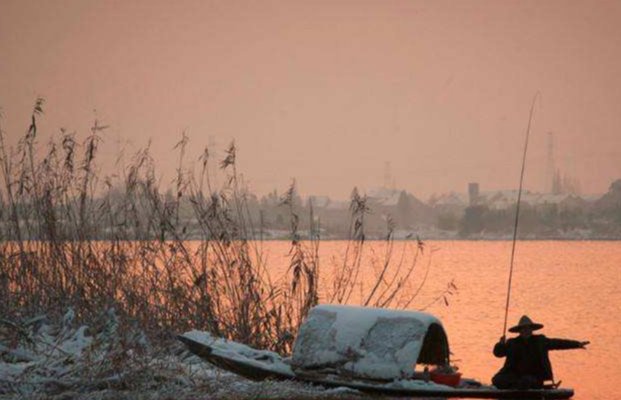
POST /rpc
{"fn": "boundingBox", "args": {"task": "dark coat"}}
[493,334,582,381]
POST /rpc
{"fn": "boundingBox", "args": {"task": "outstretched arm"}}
[546,337,589,350]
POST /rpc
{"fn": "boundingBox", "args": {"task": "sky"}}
[1,0,620,200]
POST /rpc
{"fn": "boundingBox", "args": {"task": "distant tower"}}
[468,182,480,206]
[546,132,556,193]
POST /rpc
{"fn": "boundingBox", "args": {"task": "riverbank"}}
[0,310,358,400]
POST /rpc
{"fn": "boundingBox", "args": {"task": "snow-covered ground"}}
[0,310,364,400]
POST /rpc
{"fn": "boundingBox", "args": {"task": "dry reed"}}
[0,99,454,354]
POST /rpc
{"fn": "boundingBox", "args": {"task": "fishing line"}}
[502,91,541,336]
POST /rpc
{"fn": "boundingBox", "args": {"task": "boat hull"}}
[178,335,574,399]
[178,335,294,381]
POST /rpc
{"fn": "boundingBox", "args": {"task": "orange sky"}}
[1,0,620,199]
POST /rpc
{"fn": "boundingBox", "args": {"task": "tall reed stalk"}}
[0,100,453,353]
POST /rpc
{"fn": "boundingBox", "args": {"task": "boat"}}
[179,304,574,399]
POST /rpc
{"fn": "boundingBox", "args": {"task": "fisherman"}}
[492,315,589,390]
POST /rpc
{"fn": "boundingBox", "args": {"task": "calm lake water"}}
[260,240,620,400]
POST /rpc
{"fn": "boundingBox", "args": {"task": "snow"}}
[322,386,362,395]
[2,306,464,399]
[291,305,443,380]
[433,192,468,206]
[385,378,454,391]
[180,323,466,396]
[181,330,295,377]
[1,310,352,399]
[367,187,402,206]
[0,309,132,396]
[480,190,586,210]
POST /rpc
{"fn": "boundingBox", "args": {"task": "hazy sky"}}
[1,0,620,199]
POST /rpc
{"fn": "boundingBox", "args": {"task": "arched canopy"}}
[292,305,450,380]
[418,322,450,365]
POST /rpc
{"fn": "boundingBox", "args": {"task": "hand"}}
[579,341,590,349]
[499,335,506,344]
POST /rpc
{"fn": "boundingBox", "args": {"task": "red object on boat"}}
[430,370,462,387]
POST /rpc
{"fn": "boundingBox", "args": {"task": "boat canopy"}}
[291,304,450,380]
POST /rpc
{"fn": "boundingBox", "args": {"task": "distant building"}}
[431,182,592,213]
[365,187,433,229]
[429,192,467,213]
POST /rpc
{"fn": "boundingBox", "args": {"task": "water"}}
[425,241,620,400]
[261,240,620,400]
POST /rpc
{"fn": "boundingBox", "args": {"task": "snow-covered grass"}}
[0,310,366,400]
[0,102,455,399]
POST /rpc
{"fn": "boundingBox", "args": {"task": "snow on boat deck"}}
[182,330,295,377]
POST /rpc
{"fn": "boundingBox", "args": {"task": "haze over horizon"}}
[1,0,620,200]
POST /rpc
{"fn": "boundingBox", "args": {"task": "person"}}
[492,315,589,390]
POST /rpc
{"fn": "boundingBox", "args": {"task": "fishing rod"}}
[502,92,541,337]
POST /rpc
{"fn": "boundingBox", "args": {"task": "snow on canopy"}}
[291,305,449,380]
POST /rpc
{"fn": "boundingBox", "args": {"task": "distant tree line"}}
[453,180,621,239]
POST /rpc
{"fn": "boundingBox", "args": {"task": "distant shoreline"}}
[3,237,619,242]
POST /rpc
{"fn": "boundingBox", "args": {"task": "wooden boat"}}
[179,305,574,399]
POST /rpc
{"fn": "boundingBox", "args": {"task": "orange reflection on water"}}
[260,240,620,400]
